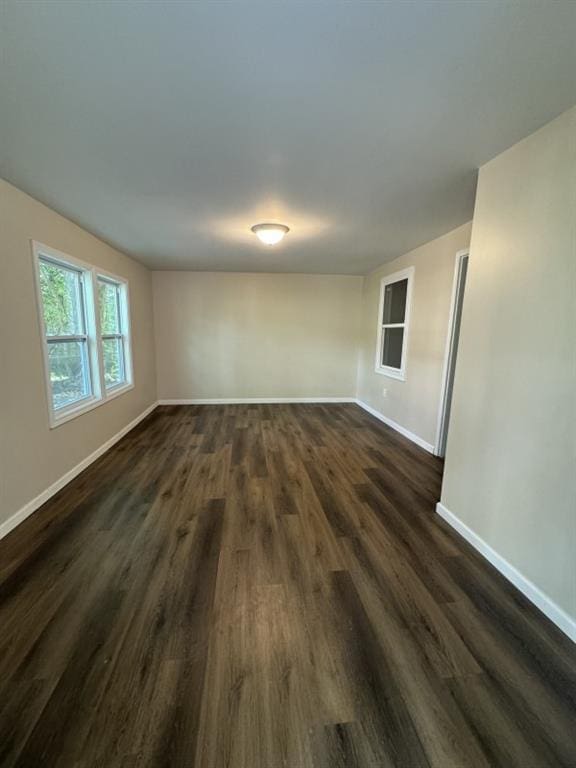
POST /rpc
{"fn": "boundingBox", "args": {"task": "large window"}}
[34,242,133,427]
[375,267,414,380]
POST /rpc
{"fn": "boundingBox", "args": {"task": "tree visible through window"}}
[34,243,133,426]
[39,259,92,409]
[98,277,126,389]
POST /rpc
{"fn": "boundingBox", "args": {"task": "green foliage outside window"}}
[99,280,119,335]
[39,261,81,336]
[38,257,129,415]
[39,260,89,407]
[98,280,123,387]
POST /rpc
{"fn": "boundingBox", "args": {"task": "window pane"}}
[382,278,408,325]
[103,337,125,389]
[382,327,404,369]
[99,280,120,334]
[48,341,91,409]
[39,260,84,336]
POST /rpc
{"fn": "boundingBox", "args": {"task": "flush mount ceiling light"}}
[251,222,290,246]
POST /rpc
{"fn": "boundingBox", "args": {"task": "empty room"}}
[1,1,575,766]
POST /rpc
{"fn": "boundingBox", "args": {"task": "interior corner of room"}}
[1,3,575,763]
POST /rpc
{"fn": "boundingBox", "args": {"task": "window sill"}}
[49,382,134,429]
[374,366,406,381]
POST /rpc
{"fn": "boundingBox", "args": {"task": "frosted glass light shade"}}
[251,223,289,245]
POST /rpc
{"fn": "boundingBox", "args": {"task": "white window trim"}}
[96,269,134,399]
[374,266,414,381]
[32,241,134,429]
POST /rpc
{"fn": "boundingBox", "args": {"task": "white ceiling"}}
[1,1,576,275]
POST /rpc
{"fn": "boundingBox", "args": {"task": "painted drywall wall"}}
[356,222,472,448]
[0,179,157,529]
[152,271,363,400]
[440,106,576,625]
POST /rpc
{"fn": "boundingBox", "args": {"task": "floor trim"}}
[437,501,576,644]
[0,401,159,542]
[0,396,431,542]
[159,397,436,454]
[355,399,435,453]
[158,397,357,405]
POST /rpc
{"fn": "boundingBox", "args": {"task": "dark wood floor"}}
[1,404,575,767]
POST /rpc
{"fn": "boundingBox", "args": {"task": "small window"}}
[38,257,96,414]
[98,277,129,391]
[33,242,133,427]
[375,267,414,380]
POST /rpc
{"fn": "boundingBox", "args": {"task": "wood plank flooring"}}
[1,403,575,767]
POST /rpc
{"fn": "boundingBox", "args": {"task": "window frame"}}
[97,272,133,394]
[32,241,134,428]
[374,266,414,381]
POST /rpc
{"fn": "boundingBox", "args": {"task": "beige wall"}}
[0,179,157,529]
[153,271,363,400]
[356,222,472,448]
[441,107,576,624]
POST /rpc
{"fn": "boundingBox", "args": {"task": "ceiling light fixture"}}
[251,222,290,246]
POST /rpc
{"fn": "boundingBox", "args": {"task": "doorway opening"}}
[435,249,469,458]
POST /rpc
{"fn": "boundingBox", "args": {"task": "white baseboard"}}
[354,399,435,454]
[158,398,435,456]
[436,502,576,644]
[0,401,159,542]
[158,397,357,405]
[0,396,430,541]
